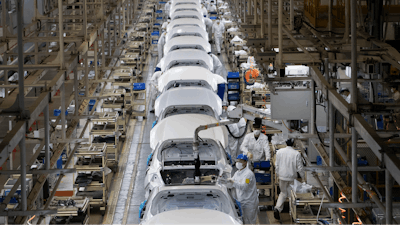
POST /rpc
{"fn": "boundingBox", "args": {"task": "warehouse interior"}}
[0,0,400,224]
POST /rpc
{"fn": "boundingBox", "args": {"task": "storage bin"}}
[253,161,270,169]
[228,93,240,101]
[254,173,271,183]
[228,72,240,79]
[228,82,240,90]
[133,83,146,90]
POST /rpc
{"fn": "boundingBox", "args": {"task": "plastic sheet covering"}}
[157,66,227,93]
[149,114,228,150]
[159,49,213,72]
[154,87,223,117]
[230,35,243,43]
[163,36,211,56]
[227,27,239,32]
[234,50,247,56]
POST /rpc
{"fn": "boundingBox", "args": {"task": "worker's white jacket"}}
[240,133,270,162]
[275,146,304,181]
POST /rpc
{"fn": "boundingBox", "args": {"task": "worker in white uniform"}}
[207,1,217,14]
[228,154,258,224]
[161,19,170,31]
[149,71,162,113]
[226,106,247,161]
[201,4,208,17]
[274,139,305,220]
[157,31,167,61]
[208,52,224,77]
[212,19,225,55]
[240,117,271,166]
[164,1,171,19]
[204,17,213,43]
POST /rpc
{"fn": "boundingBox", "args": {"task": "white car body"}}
[150,114,228,150]
[166,26,208,42]
[166,18,206,32]
[171,0,201,5]
[170,10,204,21]
[169,5,203,18]
[155,87,222,120]
[144,138,233,198]
[157,66,227,93]
[163,36,211,56]
[140,185,242,225]
[158,49,213,72]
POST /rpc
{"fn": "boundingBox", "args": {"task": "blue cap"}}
[236,154,248,161]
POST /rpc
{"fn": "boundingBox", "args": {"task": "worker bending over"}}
[149,71,162,113]
[228,154,258,224]
[164,1,171,19]
[204,17,213,43]
[208,52,224,78]
[226,106,247,160]
[240,117,271,166]
[212,19,225,55]
[157,31,167,61]
[274,139,305,220]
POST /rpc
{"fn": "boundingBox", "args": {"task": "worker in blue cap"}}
[227,154,258,224]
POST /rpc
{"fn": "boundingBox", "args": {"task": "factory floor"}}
[98,42,296,225]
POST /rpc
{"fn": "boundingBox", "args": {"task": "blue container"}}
[228,82,240,90]
[88,100,96,111]
[253,161,270,169]
[156,17,163,20]
[53,109,68,116]
[133,83,146,90]
[154,23,161,26]
[228,72,240,79]
[210,12,217,15]
[156,10,163,13]
[57,155,63,169]
[316,156,323,165]
[217,83,226,100]
[151,31,160,36]
[228,93,240,101]
[254,173,271,183]
[152,39,158,45]
[210,16,217,20]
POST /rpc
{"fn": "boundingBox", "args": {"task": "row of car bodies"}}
[139,1,243,224]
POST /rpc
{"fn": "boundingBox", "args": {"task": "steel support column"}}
[278,0,283,66]
[386,169,393,224]
[44,105,50,170]
[268,0,272,49]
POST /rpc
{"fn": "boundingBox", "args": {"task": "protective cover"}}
[154,87,223,118]
[171,0,201,8]
[150,114,228,150]
[166,26,208,42]
[170,10,204,22]
[167,18,206,32]
[169,5,203,17]
[157,66,227,93]
[159,49,213,72]
[163,36,211,55]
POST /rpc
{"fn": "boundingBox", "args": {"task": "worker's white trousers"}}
[215,36,223,53]
[242,203,258,224]
[150,85,158,111]
[275,179,294,212]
